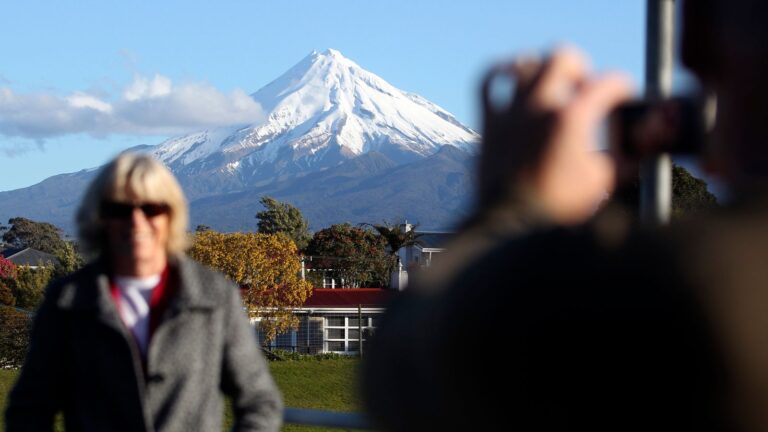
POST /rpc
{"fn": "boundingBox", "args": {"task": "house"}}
[256,288,393,355]
[398,229,453,269]
[391,224,454,290]
[0,247,60,269]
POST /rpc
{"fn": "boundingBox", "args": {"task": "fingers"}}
[529,46,591,109]
[481,57,540,113]
[510,55,542,90]
[571,71,634,123]
[477,46,635,223]
[483,47,595,113]
[515,47,632,117]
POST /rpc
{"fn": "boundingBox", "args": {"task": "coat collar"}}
[58,255,218,314]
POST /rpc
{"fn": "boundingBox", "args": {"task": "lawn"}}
[0,358,362,432]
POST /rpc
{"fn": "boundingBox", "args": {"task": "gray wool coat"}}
[5,256,283,432]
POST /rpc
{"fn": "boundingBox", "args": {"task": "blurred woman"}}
[6,153,282,431]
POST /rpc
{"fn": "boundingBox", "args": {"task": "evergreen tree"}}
[609,164,718,220]
[671,165,718,218]
[3,217,83,278]
[3,217,65,254]
[255,197,312,250]
[306,223,392,288]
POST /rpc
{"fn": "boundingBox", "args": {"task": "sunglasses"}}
[100,201,170,219]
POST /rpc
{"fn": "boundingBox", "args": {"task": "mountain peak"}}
[318,48,344,59]
[306,48,347,63]
[302,48,356,74]
[151,49,479,182]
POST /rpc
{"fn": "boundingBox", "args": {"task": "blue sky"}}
[0,0,651,192]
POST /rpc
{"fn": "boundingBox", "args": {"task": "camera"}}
[609,96,708,158]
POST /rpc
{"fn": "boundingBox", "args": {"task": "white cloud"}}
[67,92,113,113]
[0,75,265,139]
[123,74,172,101]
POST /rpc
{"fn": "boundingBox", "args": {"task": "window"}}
[327,317,345,326]
[324,315,376,354]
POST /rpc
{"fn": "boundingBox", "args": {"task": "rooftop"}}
[304,288,393,308]
[0,247,60,267]
[415,231,454,249]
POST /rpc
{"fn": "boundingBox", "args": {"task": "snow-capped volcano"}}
[149,49,479,195]
[249,48,477,159]
[0,49,480,233]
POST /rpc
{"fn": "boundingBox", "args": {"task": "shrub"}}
[10,265,53,310]
[0,307,32,368]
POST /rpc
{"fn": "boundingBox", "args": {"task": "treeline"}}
[0,197,418,355]
[0,217,83,310]
[0,167,720,364]
[252,196,420,289]
[0,218,83,367]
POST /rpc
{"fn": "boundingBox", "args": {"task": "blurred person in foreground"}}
[362,0,768,430]
[5,153,283,431]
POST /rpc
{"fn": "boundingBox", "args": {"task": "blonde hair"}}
[76,153,189,258]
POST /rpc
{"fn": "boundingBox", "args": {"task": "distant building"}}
[256,225,455,352]
[0,247,59,269]
[254,288,392,355]
[391,223,454,290]
[397,226,453,270]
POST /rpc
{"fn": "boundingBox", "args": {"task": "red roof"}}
[304,288,393,308]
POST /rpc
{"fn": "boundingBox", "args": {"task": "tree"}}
[305,223,393,288]
[52,240,84,279]
[0,281,14,307]
[3,217,83,277]
[0,255,16,280]
[0,306,32,368]
[3,217,66,254]
[361,220,423,261]
[189,230,313,343]
[671,165,718,218]
[0,256,17,306]
[607,164,718,220]
[10,265,54,310]
[255,197,312,251]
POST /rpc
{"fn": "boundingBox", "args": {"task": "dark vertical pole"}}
[641,0,675,224]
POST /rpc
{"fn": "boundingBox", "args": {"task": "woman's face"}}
[103,198,170,276]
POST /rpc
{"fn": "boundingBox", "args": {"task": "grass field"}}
[0,358,362,432]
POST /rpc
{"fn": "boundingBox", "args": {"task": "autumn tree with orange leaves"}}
[188,231,312,343]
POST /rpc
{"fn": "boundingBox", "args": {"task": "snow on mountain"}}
[0,49,480,234]
[148,49,479,181]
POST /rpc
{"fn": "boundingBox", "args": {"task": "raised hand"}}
[479,47,633,225]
